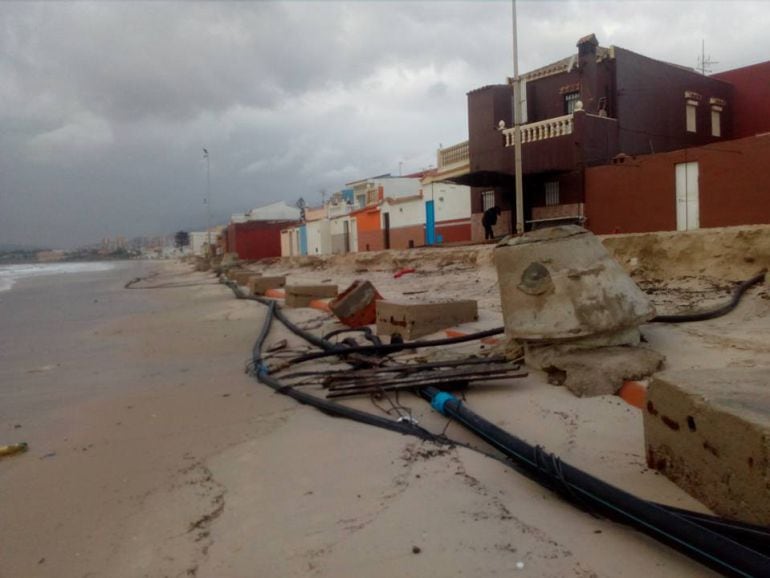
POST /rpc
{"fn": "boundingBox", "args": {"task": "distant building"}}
[224,202,299,260]
[421,168,473,245]
[230,201,301,223]
[189,228,224,257]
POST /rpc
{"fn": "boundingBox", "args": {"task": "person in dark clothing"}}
[482,206,502,240]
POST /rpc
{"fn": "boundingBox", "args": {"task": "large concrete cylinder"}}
[494,226,655,342]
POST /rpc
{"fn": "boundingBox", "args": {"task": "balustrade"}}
[502,114,574,146]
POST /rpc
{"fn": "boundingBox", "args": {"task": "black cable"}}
[223,280,335,351]
[420,386,770,577]
[651,269,766,323]
[323,327,374,341]
[285,326,505,365]
[238,280,437,440]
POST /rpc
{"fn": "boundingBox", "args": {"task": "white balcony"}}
[428,140,470,182]
[438,140,469,169]
[502,114,573,147]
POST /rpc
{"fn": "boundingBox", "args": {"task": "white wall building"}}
[189,228,225,256]
[329,214,356,254]
[305,219,331,256]
[189,231,209,256]
[346,175,422,209]
[231,201,301,223]
[421,181,471,223]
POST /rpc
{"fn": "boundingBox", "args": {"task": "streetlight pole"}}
[203,147,211,253]
[512,0,525,235]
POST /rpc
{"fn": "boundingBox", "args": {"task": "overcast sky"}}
[1,1,768,248]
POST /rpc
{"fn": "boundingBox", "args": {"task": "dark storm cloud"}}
[0,1,768,247]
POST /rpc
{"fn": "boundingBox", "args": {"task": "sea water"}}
[0,262,116,293]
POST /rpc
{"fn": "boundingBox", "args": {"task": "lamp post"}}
[512,0,524,235]
[203,147,211,253]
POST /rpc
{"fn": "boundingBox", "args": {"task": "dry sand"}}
[1,225,768,577]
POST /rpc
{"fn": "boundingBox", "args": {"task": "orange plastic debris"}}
[618,380,647,409]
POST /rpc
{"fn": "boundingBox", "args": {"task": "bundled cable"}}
[421,387,770,577]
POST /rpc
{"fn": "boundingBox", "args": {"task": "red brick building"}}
[585,134,770,234]
[225,220,299,260]
[712,61,770,139]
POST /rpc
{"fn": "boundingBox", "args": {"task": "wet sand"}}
[0,259,736,577]
[0,261,281,577]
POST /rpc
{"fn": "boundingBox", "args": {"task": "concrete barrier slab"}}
[248,276,285,295]
[644,368,770,525]
[285,284,338,308]
[376,300,478,340]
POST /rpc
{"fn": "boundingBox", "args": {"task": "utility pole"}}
[512,0,525,235]
[203,147,211,252]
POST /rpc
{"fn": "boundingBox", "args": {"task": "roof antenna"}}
[698,39,718,75]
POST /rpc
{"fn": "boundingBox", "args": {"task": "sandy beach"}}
[1,228,768,577]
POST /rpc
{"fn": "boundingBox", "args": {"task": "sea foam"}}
[0,262,116,293]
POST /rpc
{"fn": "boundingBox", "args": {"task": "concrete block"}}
[230,270,258,286]
[225,268,243,281]
[526,343,663,397]
[494,225,654,343]
[248,276,286,295]
[285,284,338,308]
[376,300,478,340]
[644,368,770,525]
[329,280,382,327]
[221,252,240,267]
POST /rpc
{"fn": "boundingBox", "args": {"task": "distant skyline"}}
[2,1,768,247]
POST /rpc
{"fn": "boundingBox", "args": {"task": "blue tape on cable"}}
[431,391,458,415]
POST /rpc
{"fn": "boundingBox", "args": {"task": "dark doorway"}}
[383,213,391,249]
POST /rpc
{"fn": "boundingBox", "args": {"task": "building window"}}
[686,101,698,132]
[564,92,580,115]
[545,181,560,206]
[481,190,495,211]
[711,106,722,137]
[684,92,702,133]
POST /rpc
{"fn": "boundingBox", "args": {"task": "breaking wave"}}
[0,262,116,293]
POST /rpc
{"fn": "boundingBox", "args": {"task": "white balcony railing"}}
[502,114,573,147]
[437,140,469,168]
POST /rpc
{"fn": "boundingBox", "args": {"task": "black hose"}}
[242,281,437,440]
[421,387,770,577]
[322,327,374,341]
[285,326,505,365]
[651,269,766,323]
[224,280,336,351]
[323,327,384,348]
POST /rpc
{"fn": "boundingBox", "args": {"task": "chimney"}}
[577,34,599,113]
[577,33,598,57]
